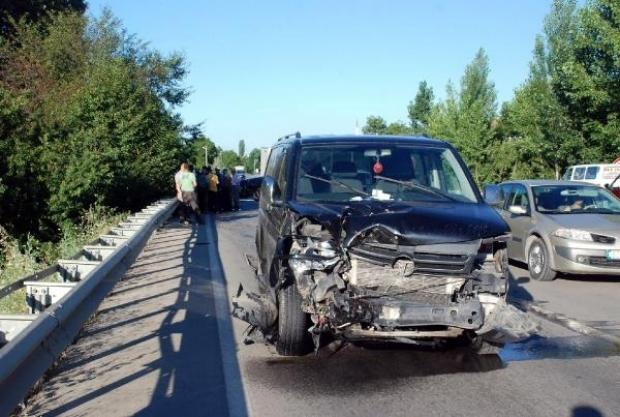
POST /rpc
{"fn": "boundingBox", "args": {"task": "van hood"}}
[287,200,509,247]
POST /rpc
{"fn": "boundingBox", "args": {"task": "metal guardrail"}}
[0,198,177,416]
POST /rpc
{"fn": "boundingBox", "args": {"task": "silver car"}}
[484,180,620,281]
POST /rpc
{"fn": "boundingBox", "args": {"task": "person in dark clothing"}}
[215,168,223,212]
[206,166,218,213]
[221,168,233,211]
[196,166,209,212]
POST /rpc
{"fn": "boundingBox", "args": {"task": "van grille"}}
[348,243,473,274]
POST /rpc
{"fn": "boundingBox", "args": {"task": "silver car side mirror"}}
[508,205,528,215]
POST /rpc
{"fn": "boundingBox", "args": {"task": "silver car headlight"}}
[553,228,593,241]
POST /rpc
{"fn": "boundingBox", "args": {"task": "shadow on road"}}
[243,344,504,396]
[29,218,246,417]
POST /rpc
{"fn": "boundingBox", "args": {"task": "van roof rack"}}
[278,131,301,141]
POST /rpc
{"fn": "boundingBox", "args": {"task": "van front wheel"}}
[276,283,311,356]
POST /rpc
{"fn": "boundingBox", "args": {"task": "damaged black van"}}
[233,134,538,356]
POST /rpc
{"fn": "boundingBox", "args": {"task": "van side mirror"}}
[483,184,502,206]
[261,176,282,210]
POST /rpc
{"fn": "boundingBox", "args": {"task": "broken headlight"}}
[289,237,339,274]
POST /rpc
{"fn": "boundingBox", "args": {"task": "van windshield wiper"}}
[374,175,455,201]
[303,174,370,197]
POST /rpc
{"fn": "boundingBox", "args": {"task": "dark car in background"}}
[240,175,263,200]
[233,133,537,357]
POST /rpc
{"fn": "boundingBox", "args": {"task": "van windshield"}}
[295,145,478,203]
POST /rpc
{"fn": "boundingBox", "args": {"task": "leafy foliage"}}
[408,80,434,134]
[362,115,413,135]
[362,0,620,186]
[428,49,498,184]
[0,10,188,241]
[0,0,86,37]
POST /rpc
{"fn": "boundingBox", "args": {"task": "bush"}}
[0,204,126,313]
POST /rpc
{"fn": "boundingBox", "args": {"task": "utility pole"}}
[202,146,209,167]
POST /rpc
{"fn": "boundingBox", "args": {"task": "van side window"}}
[275,147,289,197]
[562,168,573,180]
[573,167,586,180]
[265,147,280,178]
[585,166,599,180]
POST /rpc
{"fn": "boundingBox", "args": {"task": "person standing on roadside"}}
[178,162,203,224]
[175,163,186,221]
[196,166,209,212]
[231,168,244,211]
[206,166,218,213]
[221,168,233,211]
[215,168,223,212]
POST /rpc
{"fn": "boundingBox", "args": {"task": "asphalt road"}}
[217,200,620,417]
[22,200,620,417]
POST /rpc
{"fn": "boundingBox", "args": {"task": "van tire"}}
[276,283,311,356]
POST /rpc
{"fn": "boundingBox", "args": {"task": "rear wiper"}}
[303,174,370,197]
[374,175,455,201]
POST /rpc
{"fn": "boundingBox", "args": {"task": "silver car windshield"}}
[296,145,478,203]
[532,185,620,214]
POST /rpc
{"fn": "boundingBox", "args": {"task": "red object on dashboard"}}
[373,161,384,174]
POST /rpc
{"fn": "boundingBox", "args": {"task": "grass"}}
[0,205,127,314]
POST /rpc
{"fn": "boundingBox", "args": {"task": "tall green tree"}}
[0,0,86,37]
[550,0,620,162]
[245,148,261,174]
[428,48,498,184]
[219,150,241,170]
[499,36,581,179]
[0,10,190,239]
[362,115,412,135]
[407,80,434,134]
[238,139,246,159]
[362,115,387,134]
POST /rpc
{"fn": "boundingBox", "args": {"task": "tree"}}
[500,36,581,179]
[549,0,620,163]
[219,150,241,170]
[407,81,434,134]
[362,115,412,135]
[0,11,189,239]
[187,136,218,168]
[245,148,261,174]
[0,0,86,37]
[428,48,498,184]
[238,139,246,160]
[362,115,388,134]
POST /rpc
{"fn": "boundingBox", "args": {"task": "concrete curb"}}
[512,298,620,346]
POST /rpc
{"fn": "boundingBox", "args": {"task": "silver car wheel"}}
[527,238,556,281]
[529,244,544,275]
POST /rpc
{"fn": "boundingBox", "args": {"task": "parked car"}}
[232,134,537,356]
[240,175,263,200]
[484,180,620,281]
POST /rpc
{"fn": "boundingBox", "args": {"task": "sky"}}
[87,0,553,152]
